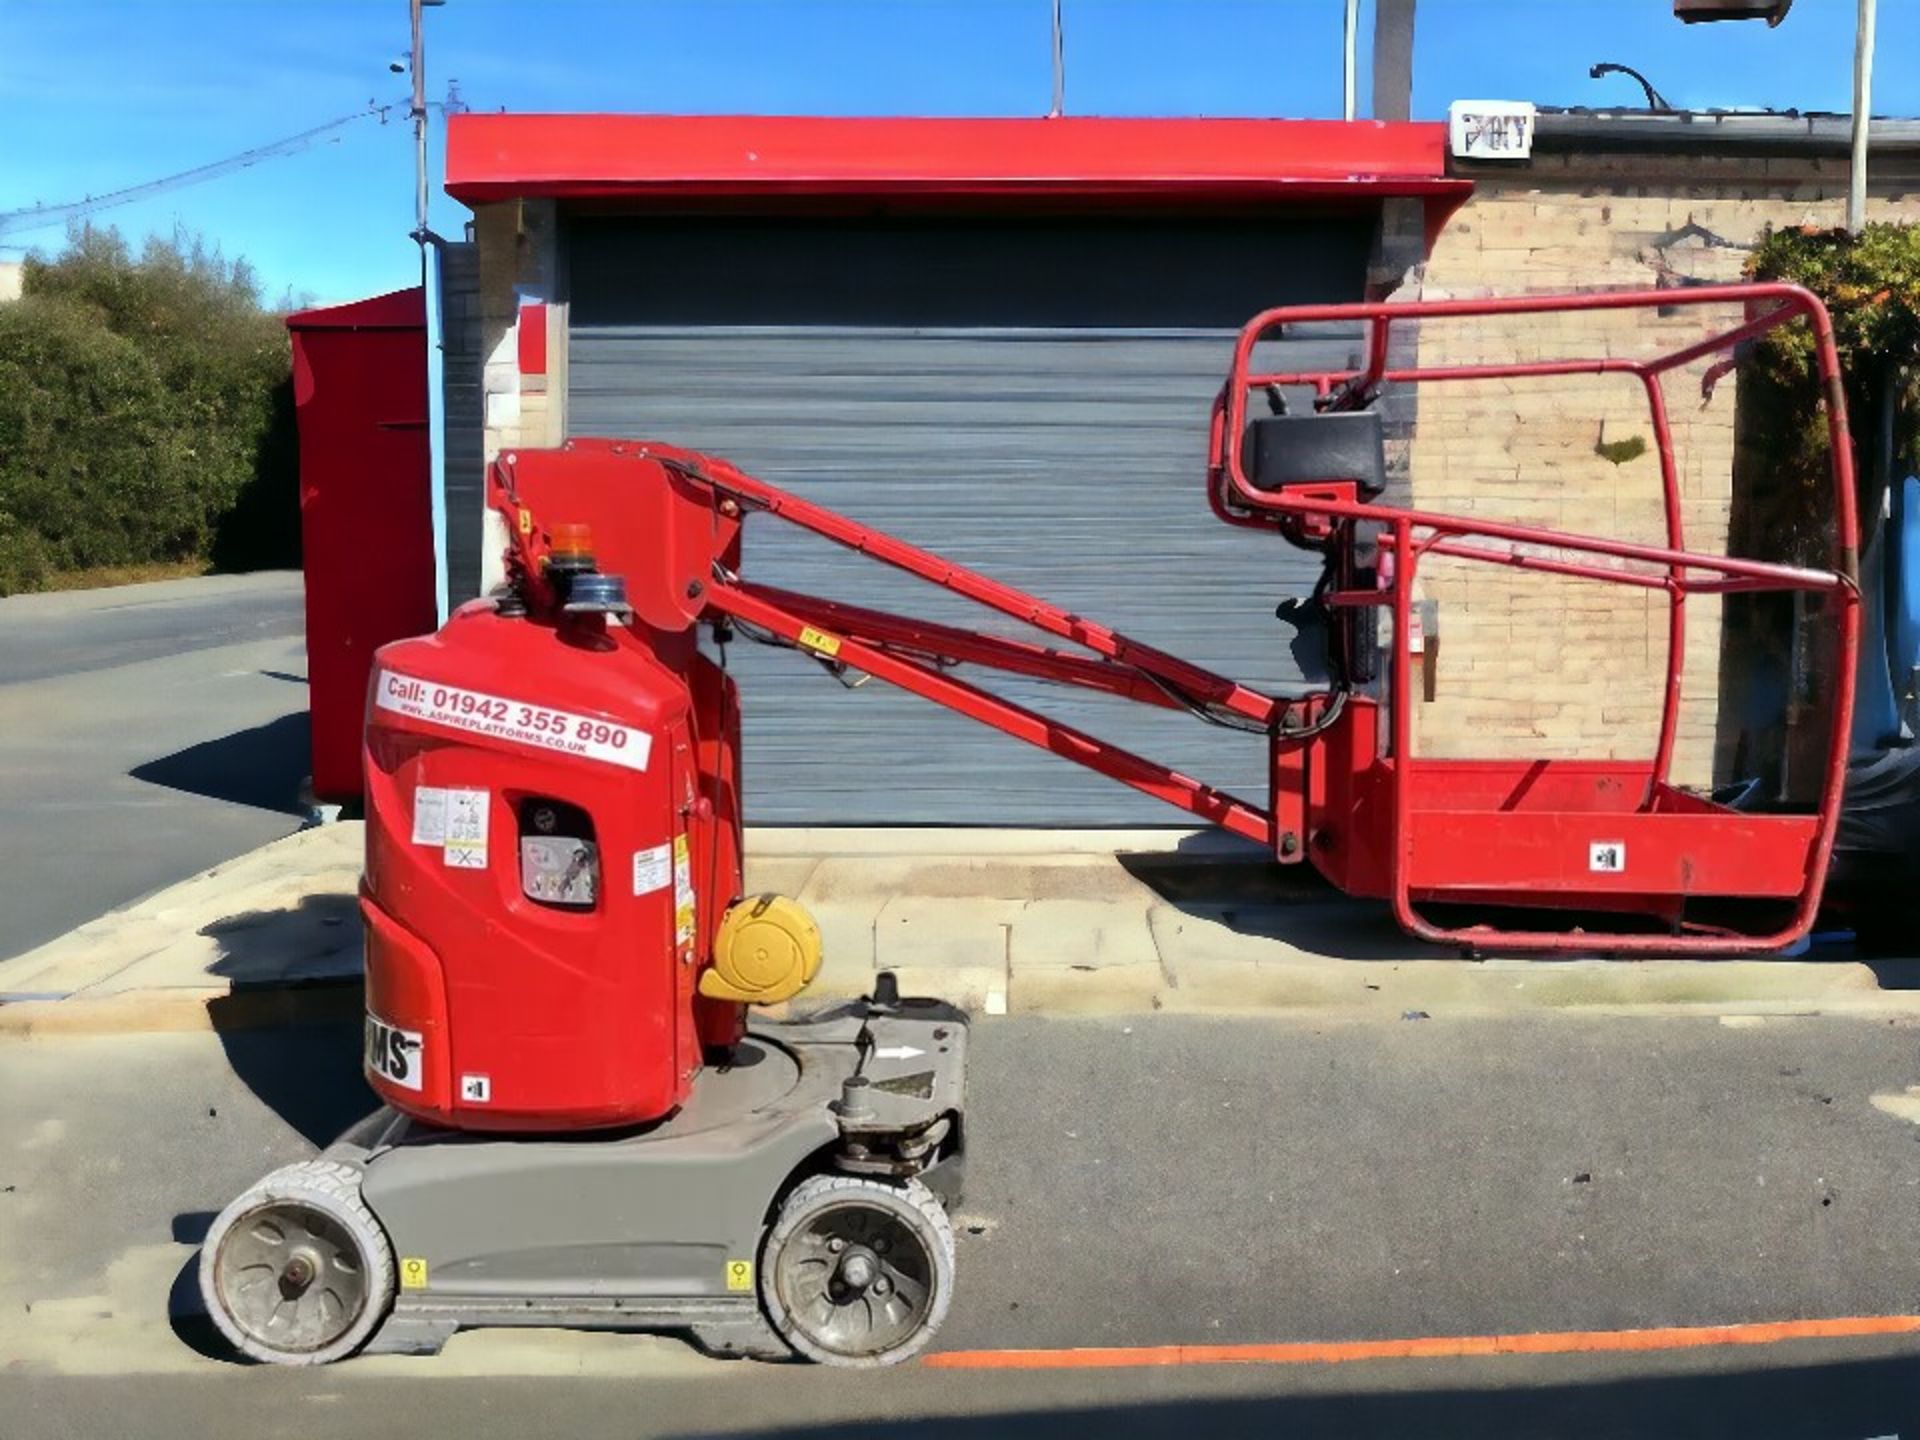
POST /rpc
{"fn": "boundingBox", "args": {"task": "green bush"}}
[1744,222,1920,561]
[0,227,298,595]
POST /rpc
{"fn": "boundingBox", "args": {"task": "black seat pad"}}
[1243,411,1386,498]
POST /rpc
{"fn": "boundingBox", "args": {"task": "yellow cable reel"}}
[699,893,823,1005]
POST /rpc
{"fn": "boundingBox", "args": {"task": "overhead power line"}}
[0,102,401,239]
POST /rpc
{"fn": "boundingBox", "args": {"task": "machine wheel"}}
[199,1159,395,1365]
[761,1174,955,1367]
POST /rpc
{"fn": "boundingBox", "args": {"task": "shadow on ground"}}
[1120,848,1920,972]
[166,1249,226,1359]
[202,891,361,988]
[668,1351,1920,1440]
[202,890,372,1146]
[131,711,310,815]
[172,1007,373,1357]
[208,1013,374,1147]
[1118,852,1433,961]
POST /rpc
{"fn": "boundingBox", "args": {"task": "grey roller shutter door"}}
[436,239,486,606]
[566,216,1374,826]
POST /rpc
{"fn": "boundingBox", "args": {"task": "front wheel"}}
[199,1159,395,1365]
[761,1174,955,1366]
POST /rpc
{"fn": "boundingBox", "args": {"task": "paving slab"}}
[0,823,361,1003]
[3,822,1918,1035]
[1011,895,1164,971]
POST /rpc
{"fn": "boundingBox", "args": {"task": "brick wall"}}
[1406,149,1920,785]
[473,199,565,593]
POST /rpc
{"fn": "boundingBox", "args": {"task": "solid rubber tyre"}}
[199,1158,395,1365]
[761,1173,955,1367]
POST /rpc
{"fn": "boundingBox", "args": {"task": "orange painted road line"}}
[923,1314,1920,1371]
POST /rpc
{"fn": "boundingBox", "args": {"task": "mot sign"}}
[1449,100,1536,161]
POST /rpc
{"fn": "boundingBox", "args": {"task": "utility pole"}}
[1342,0,1360,121]
[408,0,450,624]
[410,0,431,251]
[1371,0,1416,123]
[1847,0,1877,233]
[1048,0,1065,118]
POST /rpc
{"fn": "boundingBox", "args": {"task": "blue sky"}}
[3,0,1916,306]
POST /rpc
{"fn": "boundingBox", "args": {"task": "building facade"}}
[1405,113,1920,788]
[440,113,1464,825]
[435,109,1920,825]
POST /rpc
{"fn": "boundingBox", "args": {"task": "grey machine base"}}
[324,996,968,1360]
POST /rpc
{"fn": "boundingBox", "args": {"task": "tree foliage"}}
[1743,222,1920,562]
[0,227,298,594]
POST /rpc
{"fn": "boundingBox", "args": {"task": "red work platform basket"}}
[491,288,1857,959]
[1210,284,1861,955]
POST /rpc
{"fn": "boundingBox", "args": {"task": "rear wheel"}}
[199,1159,394,1365]
[762,1174,955,1366]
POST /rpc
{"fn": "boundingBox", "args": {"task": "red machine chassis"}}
[495,284,1858,956]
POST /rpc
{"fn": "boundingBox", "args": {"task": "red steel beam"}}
[1365,511,1843,591]
[1642,370,1688,798]
[737,582,1190,711]
[707,583,1274,844]
[1407,538,1676,592]
[661,451,1290,727]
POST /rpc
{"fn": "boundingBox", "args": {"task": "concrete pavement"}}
[5,1011,1920,1436]
[0,572,309,960]
[3,568,1910,1029]
[3,818,1916,1031]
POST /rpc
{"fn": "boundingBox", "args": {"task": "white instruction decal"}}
[633,841,673,896]
[1589,841,1627,874]
[376,670,652,772]
[460,1073,492,1104]
[412,786,449,846]
[444,788,489,869]
[413,785,489,868]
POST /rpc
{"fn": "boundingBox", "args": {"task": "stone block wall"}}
[1405,150,1920,785]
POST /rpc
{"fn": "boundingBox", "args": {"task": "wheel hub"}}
[775,1199,938,1359]
[278,1249,321,1298]
[834,1248,879,1292]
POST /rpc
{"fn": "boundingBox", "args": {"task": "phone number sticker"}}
[376,670,652,772]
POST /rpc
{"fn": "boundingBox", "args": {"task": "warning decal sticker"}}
[673,834,696,946]
[442,789,488,869]
[797,625,843,658]
[412,786,450,846]
[633,841,672,896]
[376,670,652,772]
[413,786,490,869]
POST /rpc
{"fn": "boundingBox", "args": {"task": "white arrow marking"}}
[873,1045,925,1061]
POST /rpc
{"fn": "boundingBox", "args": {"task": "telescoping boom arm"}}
[492,283,1858,956]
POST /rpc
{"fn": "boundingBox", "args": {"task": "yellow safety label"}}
[725,1259,754,1292]
[399,1256,430,1290]
[796,626,842,658]
[517,507,533,536]
[673,834,696,947]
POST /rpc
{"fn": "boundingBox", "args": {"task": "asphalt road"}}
[0,573,310,962]
[6,1010,1920,1438]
